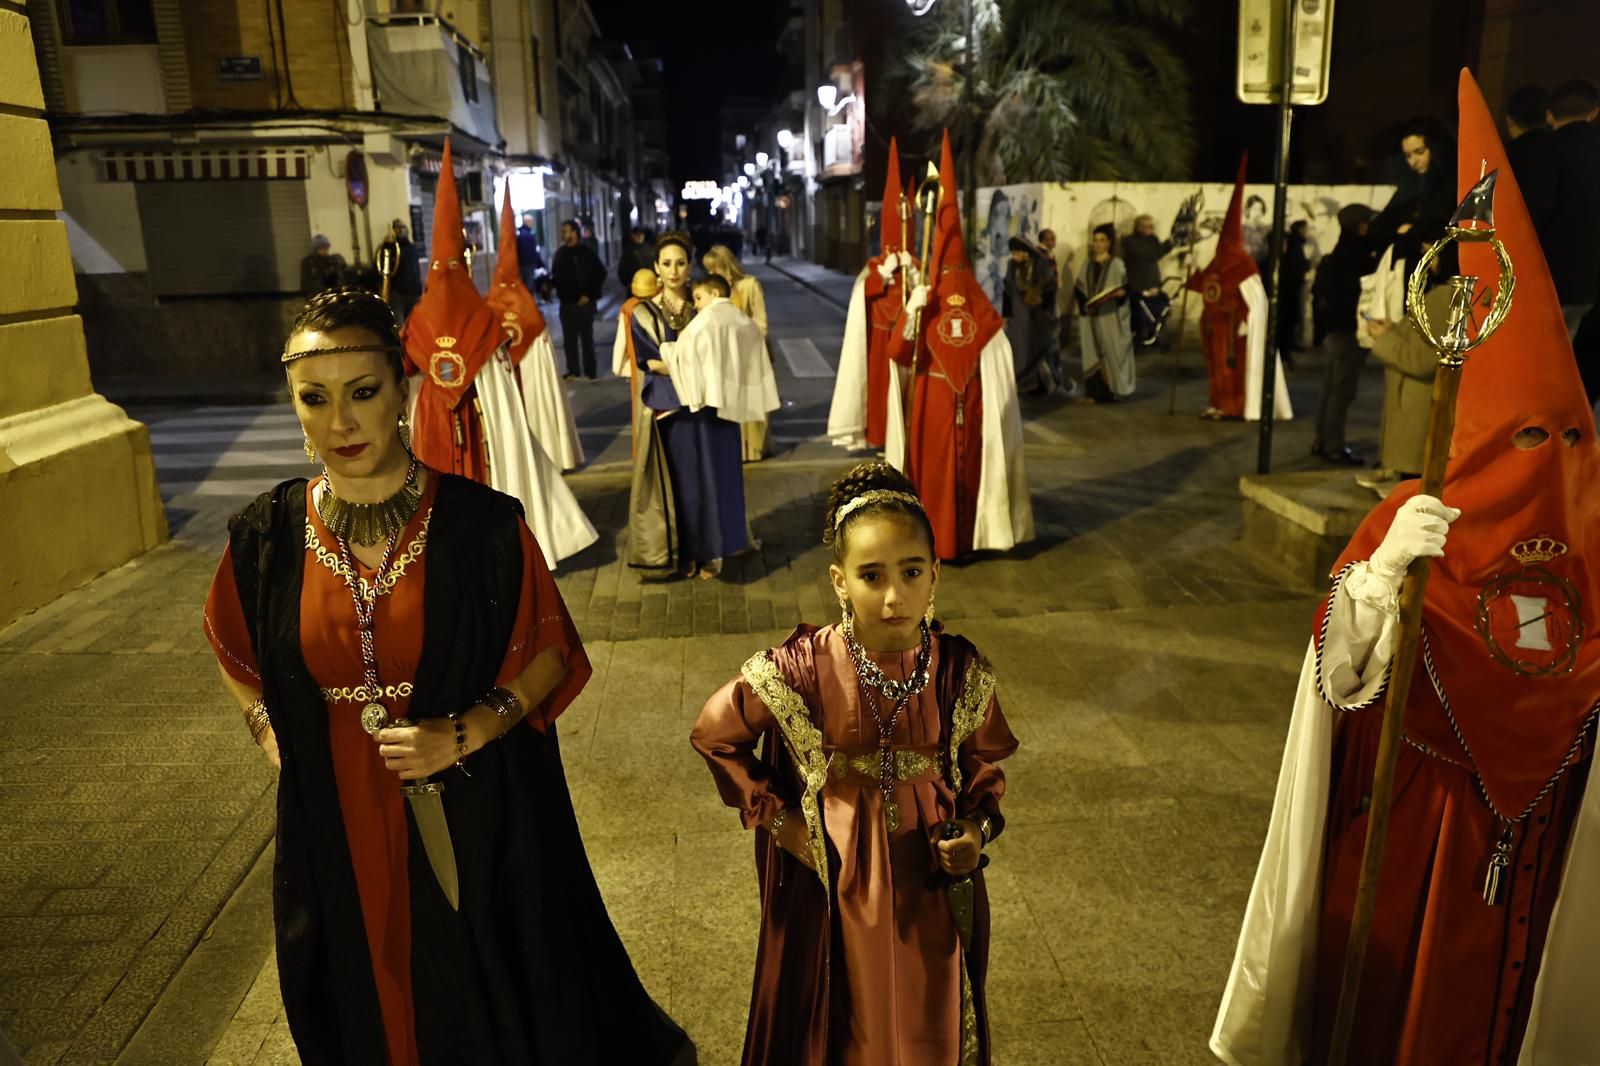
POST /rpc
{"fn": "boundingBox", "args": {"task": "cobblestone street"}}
[0,261,1385,1064]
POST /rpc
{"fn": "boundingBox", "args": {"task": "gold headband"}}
[281,343,404,364]
[833,490,924,530]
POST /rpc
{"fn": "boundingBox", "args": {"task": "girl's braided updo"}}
[288,287,406,382]
[823,462,935,563]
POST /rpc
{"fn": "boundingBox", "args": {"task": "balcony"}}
[365,10,498,145]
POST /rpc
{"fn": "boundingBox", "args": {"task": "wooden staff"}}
[904,162,942,458]
[1326,169,1515,1066]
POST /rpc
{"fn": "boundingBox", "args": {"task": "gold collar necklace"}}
[318,456,423,547]
[659,292,693,331]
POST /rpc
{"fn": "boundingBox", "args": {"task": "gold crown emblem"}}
[436,335,458,348]
[946,294,967,307]
[1511,537,1568,566]
[503,311,519,320]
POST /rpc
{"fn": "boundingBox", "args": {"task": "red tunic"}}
[203,473,590,1066]
[1198,289,1249,417]
[886,291,993,561]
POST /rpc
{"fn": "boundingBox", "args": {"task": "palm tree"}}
[901,0,1195,185]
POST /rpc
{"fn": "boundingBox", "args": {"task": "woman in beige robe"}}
[705,244,775,461]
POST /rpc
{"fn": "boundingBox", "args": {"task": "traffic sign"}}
[1237,0,1335,106]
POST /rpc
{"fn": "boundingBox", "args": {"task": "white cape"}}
[1213,635,1600,1065]
[1240,273,1294,423]
[517,330,584,471]
[611,305,633,378]
[826,270,871,448]
[883,329,1034,553]
[475,347,598,571]
[660,298,778,425]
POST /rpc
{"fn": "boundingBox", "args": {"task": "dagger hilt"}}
[362,713,443,795]
[925,819,989,890]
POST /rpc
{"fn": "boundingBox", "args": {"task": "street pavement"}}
[0,260,1385,1064]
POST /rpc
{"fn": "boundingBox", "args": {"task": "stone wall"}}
[972,180,1398,344]
[0,7,167,628]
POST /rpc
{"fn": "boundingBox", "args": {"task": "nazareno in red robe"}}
[862,137,907,450]
[1304,72,1600,1066]
[885,130,1004,561]
[1187,154,1256,418]
[401,138,508,482]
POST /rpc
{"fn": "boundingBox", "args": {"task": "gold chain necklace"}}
[318,456,422,547]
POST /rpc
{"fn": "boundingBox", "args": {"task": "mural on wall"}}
[971,181,1395,346]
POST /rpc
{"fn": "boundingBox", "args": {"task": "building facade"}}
[32,0,653,384]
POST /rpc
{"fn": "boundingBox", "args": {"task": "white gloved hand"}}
[1368,494,1461,586]
[876,252,900,280]
[905,284,931,315]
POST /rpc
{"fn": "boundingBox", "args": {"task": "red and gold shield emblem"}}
[1474,538,1585,678]
[428,335,466,389]
[936,305,978,348]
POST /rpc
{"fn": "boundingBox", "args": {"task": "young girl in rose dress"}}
[692,462,1019,1066]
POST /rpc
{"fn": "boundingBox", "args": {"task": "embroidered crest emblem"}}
[428,335,466,388]
[1203,278,1222,304]
[1474,536,1584,678]
[937,307,978,347]
[501,312,523,348]
[946,294,968,307]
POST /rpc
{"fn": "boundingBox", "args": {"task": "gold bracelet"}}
[243,698,270,743]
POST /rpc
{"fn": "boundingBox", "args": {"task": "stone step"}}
[1239,470,1380,588]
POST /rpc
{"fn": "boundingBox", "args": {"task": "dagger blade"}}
[401,779,459,911]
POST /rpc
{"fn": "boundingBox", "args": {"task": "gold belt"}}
[826,748,943,786]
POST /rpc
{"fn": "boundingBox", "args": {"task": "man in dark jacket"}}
[616,226,649,289]
[1310,204,1378,465]
[1522,80,1600,336]
[551,218,606,379]
[379,220,423,322]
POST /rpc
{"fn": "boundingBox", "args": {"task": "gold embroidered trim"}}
[320,682,415,704]
[829,750,938,781]
[948,657,996,795]
[741,651,831,893]
[305,507,432,599]
[203,610,259,679]
[958,959,980,1066]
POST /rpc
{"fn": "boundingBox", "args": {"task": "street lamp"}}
[756,151,770,168]
[744,162,757,176]
[817,84,837,111]
[777,129,795,151]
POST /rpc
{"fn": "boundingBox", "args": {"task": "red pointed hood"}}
[915,129,1002,381]
[1333,69,1600,820]
[879,137,904,255]
[1187,154,1259,295]
[401,139,507,405]
[484,183,548,363]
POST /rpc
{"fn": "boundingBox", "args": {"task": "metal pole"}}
[961,0,977,251]
[1257,0,1297,475]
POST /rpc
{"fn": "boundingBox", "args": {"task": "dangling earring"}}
[839,597,852,627]
[303,435,316,463]
[398,413,413,452]
[924,592,937,626]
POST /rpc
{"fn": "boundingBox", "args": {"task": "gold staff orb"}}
[1407,168,1517,368]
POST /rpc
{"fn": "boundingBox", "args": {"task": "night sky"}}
[593,0,789,186]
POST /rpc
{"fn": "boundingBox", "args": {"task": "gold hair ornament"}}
[833,490,925,530]
[282,342,403,365]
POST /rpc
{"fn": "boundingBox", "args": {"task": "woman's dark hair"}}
[655,230,692,262]
[822,462,935,563]
[289,287,406,382]
[1092,222,1116,243]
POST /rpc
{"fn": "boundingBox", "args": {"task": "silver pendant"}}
[360,702,390,736]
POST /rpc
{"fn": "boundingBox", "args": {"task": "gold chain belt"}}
[320,682,414,704]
